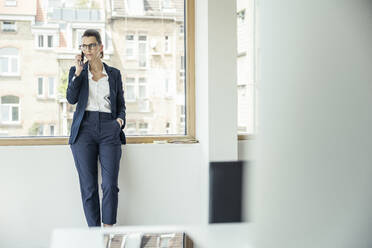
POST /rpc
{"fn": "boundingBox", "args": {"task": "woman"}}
[66,29,126,227]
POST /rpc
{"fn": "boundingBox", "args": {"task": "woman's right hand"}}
[74,53,84,76]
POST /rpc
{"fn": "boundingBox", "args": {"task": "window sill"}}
[238,134,255,140]
[0,73,20,77]
[36,96,56,100]
[0,135,199,146]
[0,122,21,127]
[35,47,54,51]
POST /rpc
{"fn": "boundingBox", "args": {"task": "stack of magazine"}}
[103,232,193,248]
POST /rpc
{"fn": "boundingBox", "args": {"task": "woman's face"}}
[81,36,103,61]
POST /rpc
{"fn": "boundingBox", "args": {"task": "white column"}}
[252,0,372,247]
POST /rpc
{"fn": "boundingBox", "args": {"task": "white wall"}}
[252,0,372,247]
[0,145,205,248]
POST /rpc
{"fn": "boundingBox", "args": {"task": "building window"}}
[1,95,20,124]
[164,35,171,53]
[0,47,19,76]
[48,77,55,98]
[161,0,172,9]
[37,77,55,98]
[37,34,54,48]
[138,100,150,112]
[125,34,136,59]
[180,105,185,126]
[180,55,185,70]
[138,77,147,99]
[2,21,16,32]
[139,122,148,134]
[164,77,174,97]
[165,122,170,134]
[37,77,44,97]
[179,24,184,35]
[138,34,147,68]
[38,35,44,47]
[50,125,55,136]
[5,0,17,7]
[47,35,53,48]
[126,0,144,15]
[37,124,44,136]
[125,77,136,101]
[76,29,85,49]
[237,9,246,24]
[125,122,136,134]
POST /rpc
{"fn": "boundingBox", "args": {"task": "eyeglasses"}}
[79,43,98,51]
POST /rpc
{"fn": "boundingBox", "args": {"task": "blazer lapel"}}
[103,62,116,117]
[80,62,89,110]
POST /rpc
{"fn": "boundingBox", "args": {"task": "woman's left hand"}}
[116,118,123,128]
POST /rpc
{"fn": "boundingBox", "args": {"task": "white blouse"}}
[85,63,111,113]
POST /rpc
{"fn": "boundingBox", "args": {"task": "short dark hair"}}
[82,29,104,58]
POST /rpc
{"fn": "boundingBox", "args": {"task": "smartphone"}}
[80,51,84,66]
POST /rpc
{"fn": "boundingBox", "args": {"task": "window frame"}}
[35,34,54,49]
[2,21,16,32]
[0,95,21,125]
[0,47,20,76]
[5,0,17,7]
[138,33,148,69]
[48,77,55,98]
[0,0,197,145]
[125,33,136,60]
[37,77,44,97]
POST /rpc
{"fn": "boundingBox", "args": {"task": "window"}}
[237,3,258,136]
[180,55,185,70]
[125,77,136,101]
[237,9,246,24]
[125,34,135,59]
[180,105,185,124]
[47,35,53,48]
[179,24,184,35]
[125,122,136,134]
[50,125,55,136]
[5,0,17,7]
[1,95,20,124]
[138,34,147,68]
[165,122,171,134]
[138,122,148,134]
[76,29,84,49]
[0,0,194,144]
[2,21,16,32]
[37,77,44,97]
[164,35,171,53]
[37,124,44,136]
[138,100,150,112]
[37,34,54,48]
[37,77,55,98]
[161,0,173,9]
[48,77,55,98]
[0,47,19,76]
[164,76,174,97]
[180,55,185,79]
[126,0,144,15]
[138,77,147,99]
[38,35,44,47]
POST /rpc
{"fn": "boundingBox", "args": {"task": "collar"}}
[87,62,108,79]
